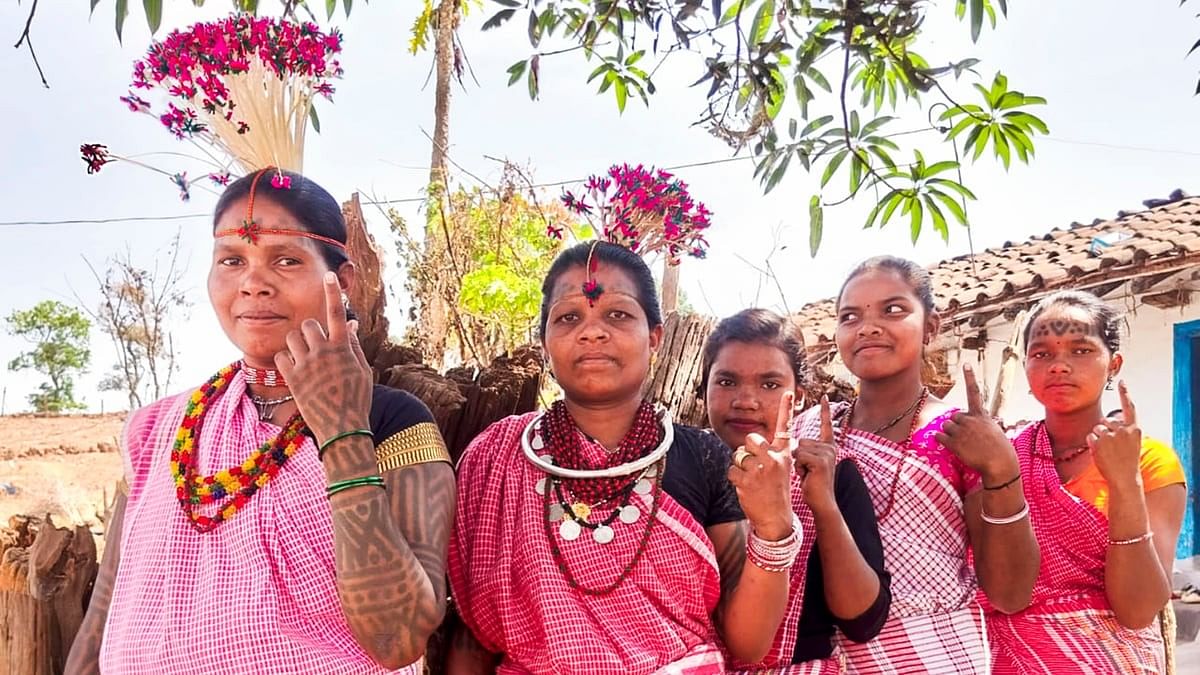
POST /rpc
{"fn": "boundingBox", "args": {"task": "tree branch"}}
[14,0,49,88]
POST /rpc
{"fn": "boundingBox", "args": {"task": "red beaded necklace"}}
[240,361,287,388]
[541,399,662,504]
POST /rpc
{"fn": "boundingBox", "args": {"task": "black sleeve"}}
[369,384,438,444]
[832,459,892,643]
[701,429,745,526]
[660,426,745,528]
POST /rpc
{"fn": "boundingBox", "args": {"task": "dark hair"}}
[700,308,810,392]
[836,255,936,317]
[212,168,350,272]
[1022,290,1121,354]
[538,241,662,339]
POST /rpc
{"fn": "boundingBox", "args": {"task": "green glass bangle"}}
[326,475,385,498]
[318,428,374,461]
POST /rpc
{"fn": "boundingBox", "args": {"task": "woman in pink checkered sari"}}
[985,290,1186,673]
[702,309,892,674]
[800,256,1041,674]
[65,170,455,674]
[448,242,801,674]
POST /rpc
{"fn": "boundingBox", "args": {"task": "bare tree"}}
[79,234,191,410]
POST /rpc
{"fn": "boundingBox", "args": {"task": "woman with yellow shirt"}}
[984,290,1186,673]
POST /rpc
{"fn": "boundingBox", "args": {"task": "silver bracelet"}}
[1109,531,1154,546]
[981,502,1030,526]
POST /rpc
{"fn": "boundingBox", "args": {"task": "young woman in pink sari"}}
[703,309,891,673]
[795,256,1040,674]
[447,242,800,674]
[65,169,454,674]
[985,290,1186,673]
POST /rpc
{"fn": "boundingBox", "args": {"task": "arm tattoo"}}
[710,520,749,624]
[65,494,127,675]
[325,437,455,668]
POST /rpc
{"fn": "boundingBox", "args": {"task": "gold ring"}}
[733,448,753,470]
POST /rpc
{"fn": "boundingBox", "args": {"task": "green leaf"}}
[807,67,831,92]
[930,189,968,225]
[801,114,834,137]
[507,60,527,86]
[115,0,129,43]
[849,153,864,194]
[928,178,978,201]
[910,197,924,242]
[994,129,1012,168]
[925,195,949,241]
[924,160,959,177]
[969,0,984,42]
[821,149,848,188]
[483,8,518,31]
[91,0,102,18]
[788,119,798,139]
[143,0,162,34]
[750,0,775,44]
[625,50,645,66]
[308,104,321,134]
[808,195,824,257]
[720,0,746,25]
[880,191,904,225]
[764,154,791,194]
[326,0,336,20]
[615,77,628,112]
[343,0,353,17]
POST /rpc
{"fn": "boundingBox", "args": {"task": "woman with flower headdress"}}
[65,169,454,674]
[446,240,799,674]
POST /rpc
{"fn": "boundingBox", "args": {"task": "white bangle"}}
[747,513,804,572]
[981,502,1030,526]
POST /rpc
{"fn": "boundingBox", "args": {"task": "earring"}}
[1105,377,1114,391]
[649,353,658,368]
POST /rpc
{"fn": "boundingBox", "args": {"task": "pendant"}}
[531,432,545,451]
[559,519,582,541]
[547,504,565,521]
[619,505,641,524]
[593,525,615,544]
[633,479,652,495]
[535,478,547,495]
[539,454,554,464]
[570,502,592,520]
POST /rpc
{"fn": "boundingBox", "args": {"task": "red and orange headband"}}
[214,167,347,250]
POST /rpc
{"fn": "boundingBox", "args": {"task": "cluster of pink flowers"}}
[126,14,342,140]
[554,164,711,263]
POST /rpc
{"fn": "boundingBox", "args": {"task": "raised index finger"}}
[1117,380,1137,427]
[819,396,834,444]
[323,271,348,343]
[962,363,985,416]
[773,390,795,449]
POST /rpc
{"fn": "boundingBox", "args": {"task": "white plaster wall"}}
[941,300,1200,443]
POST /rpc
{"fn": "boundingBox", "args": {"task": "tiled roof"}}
[795,192,1200,352]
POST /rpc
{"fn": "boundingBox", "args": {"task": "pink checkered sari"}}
[983,423,1164,674]
[814,405,988,675]
[448,413,726,675]
[100,371,419,674]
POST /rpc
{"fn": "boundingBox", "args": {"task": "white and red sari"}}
[448,413,727,675]
[983,423,1164,674]
[808,406,988,675]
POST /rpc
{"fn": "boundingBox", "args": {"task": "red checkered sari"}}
[448,413,726,675]
[983,423,1164,674]
[816,405,988,674]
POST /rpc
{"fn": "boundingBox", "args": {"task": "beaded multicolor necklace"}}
[171,362,309,532]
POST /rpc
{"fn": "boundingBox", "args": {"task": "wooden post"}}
[989,310,1029,419]
[661,260,680,315]
[1,516,97,675]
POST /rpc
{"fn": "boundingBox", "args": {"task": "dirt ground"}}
[0,413,127,529]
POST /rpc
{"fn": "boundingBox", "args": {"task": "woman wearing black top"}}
[703,309,891,670]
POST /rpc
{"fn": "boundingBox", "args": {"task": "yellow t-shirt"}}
[1065,437,1187,515]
